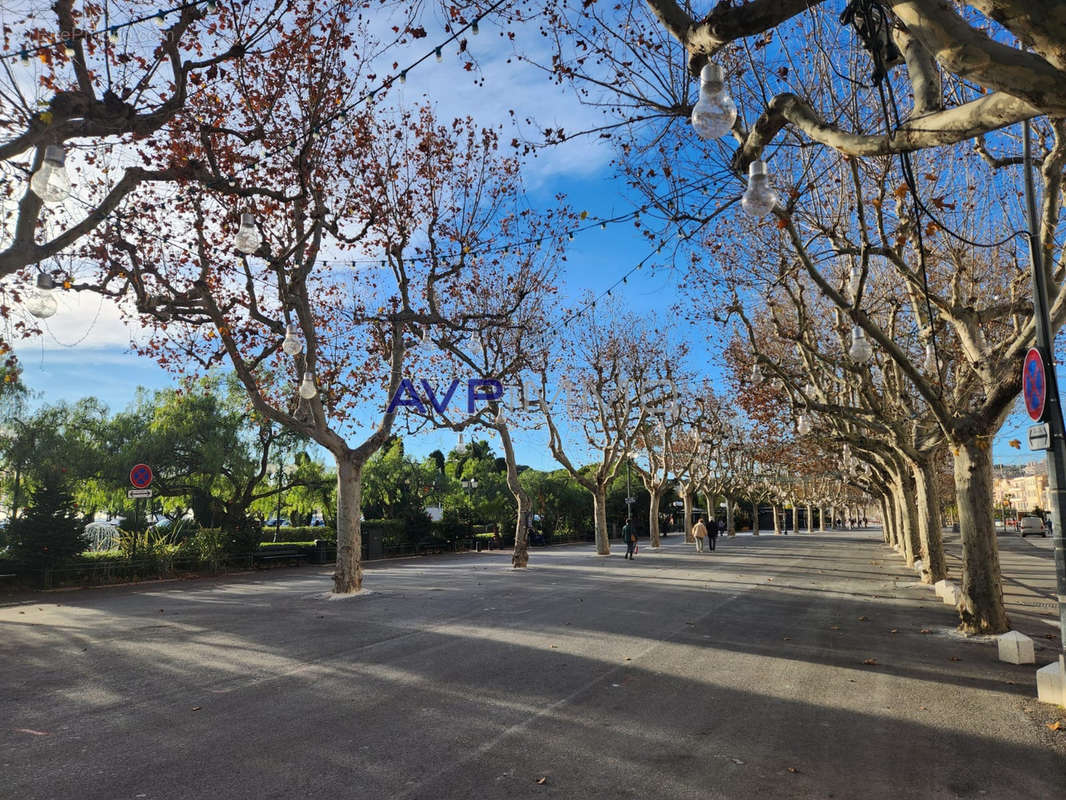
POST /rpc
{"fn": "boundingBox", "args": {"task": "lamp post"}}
[1023,118,1066,704]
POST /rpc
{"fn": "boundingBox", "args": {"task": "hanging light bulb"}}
[797,414,811,435]
[690,62,737,140]
[849,265,860,301]
[108,26,120,43]
[298,371,317,400]
[234,212,261,254]
[435,47,443,62]
[154,11,168,26]
[803,382,814,396]
[281,324,303,356]
[923,343,937,373]
[849,326,873,364]
[741,160,778,218]
[63,40,75,57]
[471,18,480,35]
[399,70,407,84]
[24,273,57,319]
[29,145,71,204]
[750,361,762,382]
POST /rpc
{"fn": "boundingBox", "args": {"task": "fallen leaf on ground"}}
[858,616,868,621]
[536,776,548,784]
[920,629,932,634]
[192,706,201,711]
[783,636,792,641]
[863,658,878,665]
[919,706,927,711]
[1045,634,1056,640]
[890,629,898,634]
[624,657,631,661]
[787,767,800,774]
[1047,721,1062,732]
[830,625,841,630]
[949,656,961,662]
[550,644,557,649]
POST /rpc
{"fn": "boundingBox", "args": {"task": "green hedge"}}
[260,525,335,543]
[258,541,317,548]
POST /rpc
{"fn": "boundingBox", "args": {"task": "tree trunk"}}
[726,495,736,536]
[878,499,895,550]
[791,505,798,535]
[333,454,363,594]
[648,488,665,548]
[752,500,760,535]
[497,423,532,568]
[772,504,782,535]
[593,484,610,555]
[897,467,921,568]
[806,504,813,534]
[913,453,946,583]
[951,438,1009,634]
[818,505,826,532]
[683,489,694,541]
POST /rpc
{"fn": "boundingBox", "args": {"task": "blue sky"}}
[4,6,1056,474]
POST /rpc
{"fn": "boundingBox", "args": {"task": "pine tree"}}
[6,476,87,568]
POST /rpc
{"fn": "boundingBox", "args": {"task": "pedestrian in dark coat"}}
[623,519,638,559]
[708,518,720,551]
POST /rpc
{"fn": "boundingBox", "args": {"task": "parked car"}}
[1018,516,1049,538]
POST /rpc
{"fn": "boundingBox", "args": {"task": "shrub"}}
[5,477,87,569]
[361,519,406,547]
[430,519,471,542]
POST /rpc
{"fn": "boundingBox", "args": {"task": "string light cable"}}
[1,0,218,63]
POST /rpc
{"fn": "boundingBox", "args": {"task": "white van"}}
[1018,516,1048,538]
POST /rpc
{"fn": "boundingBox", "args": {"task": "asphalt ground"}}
[2,530,1064,799]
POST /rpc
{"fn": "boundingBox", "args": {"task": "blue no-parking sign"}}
[1023,348,1046,422]
[129,463,153,489]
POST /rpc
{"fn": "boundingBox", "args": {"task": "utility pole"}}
[1023,120,1066,705]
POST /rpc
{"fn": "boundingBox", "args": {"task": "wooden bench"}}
[254,547,310,567]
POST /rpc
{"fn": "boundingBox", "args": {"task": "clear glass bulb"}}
[849,266,861,300]
[281,324,303,356]
[741,160,778,218]
[30,145,71,204]
[298,371,317,399]
[234,212,261,254]
[849,327,873,363]
[691,63,737,140]
[923,343,937,373]
[25,274,57,319]
[751,362,762,382]
[797,415,811,435]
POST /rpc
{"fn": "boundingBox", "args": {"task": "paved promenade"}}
[2,530,1063,799]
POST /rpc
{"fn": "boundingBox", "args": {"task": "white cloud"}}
[8,289,145,353]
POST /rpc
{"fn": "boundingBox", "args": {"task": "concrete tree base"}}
[941,582,962,606]
[1036,656,1066,707]
[997,631,1035,665]
[934,579,950,597]
[913,559,924,574]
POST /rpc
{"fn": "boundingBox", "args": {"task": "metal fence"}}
[5,531,596,591]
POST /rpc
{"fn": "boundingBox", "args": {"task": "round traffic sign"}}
[1023,348,1046,421]
[129,463,154,489]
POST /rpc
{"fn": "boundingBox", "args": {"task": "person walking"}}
[708,517,720,551]
[623,518,638,559]
[693,517,708,552]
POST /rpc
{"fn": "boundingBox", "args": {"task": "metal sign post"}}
[1023,120,1066,705]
